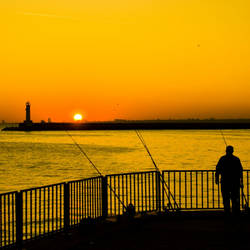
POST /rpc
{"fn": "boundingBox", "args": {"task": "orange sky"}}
[1,0,250,122]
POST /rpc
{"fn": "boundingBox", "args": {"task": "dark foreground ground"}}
[23,212,250,250]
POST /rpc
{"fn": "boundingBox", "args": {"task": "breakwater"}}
[3,120,250,131]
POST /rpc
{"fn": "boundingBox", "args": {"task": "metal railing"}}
[68,177,103,226]
[0,191,17,248]
[162,170,221,210]
[0,170,250,248]
[162,170,250,210]
[20,182,65,242]
[106,171,160,216]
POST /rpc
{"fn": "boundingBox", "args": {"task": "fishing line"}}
[220,129,227,146]
[66,130,102,176]
[65,130,127,210]
[135,130,179,211]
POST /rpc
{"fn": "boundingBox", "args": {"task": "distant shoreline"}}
[3,120,250,131]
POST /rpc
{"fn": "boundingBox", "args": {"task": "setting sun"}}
[73,113,83,121]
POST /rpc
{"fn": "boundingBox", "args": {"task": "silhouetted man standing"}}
[215,145,243,216]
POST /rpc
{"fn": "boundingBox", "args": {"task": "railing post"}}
[161,171,165,210]
[0,195,2,248]
[64,183,70,230]
[101,176,108,218]
[16,191,23,249]
[155,171,161,211]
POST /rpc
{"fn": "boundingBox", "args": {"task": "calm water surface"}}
[0,125,250,192]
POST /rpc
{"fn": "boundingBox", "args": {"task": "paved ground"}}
[23,212,250,250]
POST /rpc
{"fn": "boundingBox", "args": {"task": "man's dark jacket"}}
[216,154,243,188]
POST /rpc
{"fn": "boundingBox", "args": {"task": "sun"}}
[73,113,83,122]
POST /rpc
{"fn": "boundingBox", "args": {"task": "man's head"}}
[226,145,234,155]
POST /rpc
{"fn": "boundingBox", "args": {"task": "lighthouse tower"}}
[24,102,32,124]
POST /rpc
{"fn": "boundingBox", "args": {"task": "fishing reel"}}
[243,204,250,213]
[125,203,136,218]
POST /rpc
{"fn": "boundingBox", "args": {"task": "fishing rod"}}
[65,130,127,211]
[135,130,179,211]
[135,130,159,171]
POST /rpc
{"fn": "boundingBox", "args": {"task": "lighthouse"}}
[24,102,32,124]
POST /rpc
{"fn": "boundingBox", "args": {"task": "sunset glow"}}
[1,0,250,122]
[73,114,82,121]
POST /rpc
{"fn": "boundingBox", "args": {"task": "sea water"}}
[0,125,250,193]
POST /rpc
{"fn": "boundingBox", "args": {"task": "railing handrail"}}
[106,170,157,177]
[0,176,102,195]
[163,169,250,172]
[68,175,102,184]
[0,190,17,196]
[20,182,66,193]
